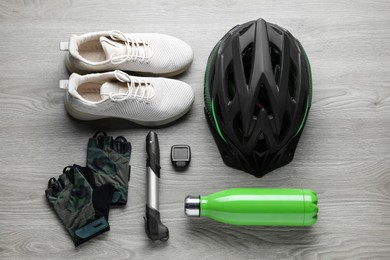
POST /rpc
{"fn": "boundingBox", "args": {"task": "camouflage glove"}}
[87,131,131,205]
[45,164,114,246]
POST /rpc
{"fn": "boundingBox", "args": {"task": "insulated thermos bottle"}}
[185,188,318,226]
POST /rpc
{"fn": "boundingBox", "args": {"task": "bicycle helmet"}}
[204,18,312,177]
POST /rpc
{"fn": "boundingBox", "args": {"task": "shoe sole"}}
[65,53,192,77]
[64,94,193,126]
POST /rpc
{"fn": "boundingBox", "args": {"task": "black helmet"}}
[204,18,312,177]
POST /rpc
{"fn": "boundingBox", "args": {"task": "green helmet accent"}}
[212,99,227,142]
[204,41,227,143]
[294,40,312,137]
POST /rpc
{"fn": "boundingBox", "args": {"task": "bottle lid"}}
[302,189,318,226]
[184,196,200,217]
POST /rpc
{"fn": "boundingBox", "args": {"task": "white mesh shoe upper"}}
[67,31,193,75]
[65,71,194,126]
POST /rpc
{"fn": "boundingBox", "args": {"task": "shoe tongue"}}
[100,82,128,98]
[100,81,155,99]
[100,36,128,60]
[100,36,146,60]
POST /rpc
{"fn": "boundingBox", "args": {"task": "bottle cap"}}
[302,189,318,226]
[184,196,200,217]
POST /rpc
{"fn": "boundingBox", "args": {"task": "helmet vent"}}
[257,85,273,117]
[226,62,236,101]
[270,44,281,86]
[288,61,297,101]
[279,113,291,140]
[214,97,224,124]
[242,43,253,85]
[254,133,267,153]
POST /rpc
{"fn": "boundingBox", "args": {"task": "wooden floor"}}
[1,1,390,259]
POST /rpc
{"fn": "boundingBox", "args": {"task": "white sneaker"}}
[64,31,193,76]
[64,70,195,126]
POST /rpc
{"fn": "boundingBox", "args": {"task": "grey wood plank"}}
[1,0,390,259]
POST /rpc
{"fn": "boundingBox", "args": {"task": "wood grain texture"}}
[1,0,390,259]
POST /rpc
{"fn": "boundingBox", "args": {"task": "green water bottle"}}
[184,188,318,226]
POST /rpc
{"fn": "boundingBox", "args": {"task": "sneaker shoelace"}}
[110,70,153,103]
[109,30,153,65]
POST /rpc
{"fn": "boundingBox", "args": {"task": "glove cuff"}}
[74,217,110,246]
